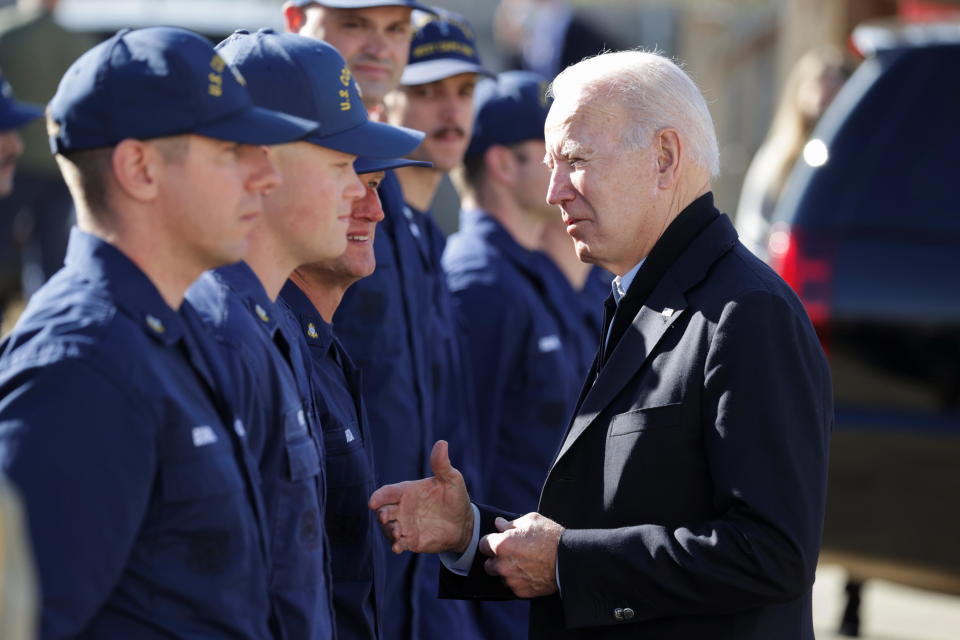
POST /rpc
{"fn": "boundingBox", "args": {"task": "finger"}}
[429,440,457,482]
[483,557,500,576]
[369,482,405,510]
[494,516,514,532]
[480,531,506,557]
[376,505,400,526]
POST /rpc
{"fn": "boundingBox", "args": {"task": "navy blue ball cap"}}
[401,9,492,86]
[0,74,42,131]
[47,26,318,154]
[466,71,553,158]
[217,29,426,162]
[354,155,431,174]
[288,0,437,13]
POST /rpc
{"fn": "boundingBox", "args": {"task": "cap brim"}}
[0,101,43,131]
[307,0,437,13]
[401,60,492,86]
[309,120,425,159]
[355,156,432,173]
[194,105,318,145]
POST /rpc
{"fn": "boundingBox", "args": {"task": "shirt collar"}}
[64,227,184,345]
[460,208,543,274]
[611,259,645,305]
[278,279,335,354]
[214,261,279,334]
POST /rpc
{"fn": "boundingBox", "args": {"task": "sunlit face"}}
[160,134,280,269]
[544,95,665,276]
[301,171,385,285]
[385,72,476,172]
[0,129,24,197]
[296,6,414,107]
[263,141,364,266]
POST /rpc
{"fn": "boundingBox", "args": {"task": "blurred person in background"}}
[284,3,453,639]
[0,0,99,306]
[537,206,612,380]
[494,0,621,80]
[382,9,488,638]
[0,73,40,624]
[442,69,583,640]
[0,473,36,640]
[0,72,41,198]
[736,46,852,258]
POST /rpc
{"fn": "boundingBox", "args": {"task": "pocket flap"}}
[609,403,683,436]
[287,438,321,481]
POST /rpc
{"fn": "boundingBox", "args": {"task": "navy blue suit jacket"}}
[440,197,833,639]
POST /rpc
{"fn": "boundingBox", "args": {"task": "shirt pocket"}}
[322,421,367,489]
[609,403,683,436]
[159,450,247,576]
[272,407,325,570]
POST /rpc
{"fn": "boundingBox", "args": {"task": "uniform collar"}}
[279,279,335,354]
[459,208,544,276]
[215,261,279,334]
[64,227,185,345]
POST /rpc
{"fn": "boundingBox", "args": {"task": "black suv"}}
[764,23,960,635]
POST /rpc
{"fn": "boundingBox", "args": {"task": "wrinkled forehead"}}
[545,93,622,151]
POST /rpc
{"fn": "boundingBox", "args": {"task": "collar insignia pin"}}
[146,314,165,334]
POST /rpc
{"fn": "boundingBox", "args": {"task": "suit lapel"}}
[553,277,687,463]
[548,213,740,469]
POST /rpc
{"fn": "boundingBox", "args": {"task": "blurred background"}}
[1,1,959,637]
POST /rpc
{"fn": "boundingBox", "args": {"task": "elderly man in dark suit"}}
[369,49,833,640]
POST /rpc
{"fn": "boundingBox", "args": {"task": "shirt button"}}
[622,607,635,620]
[613,608,623,621]
[255,304,270,323]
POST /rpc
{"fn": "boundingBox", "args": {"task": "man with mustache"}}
[440,70,583,640]
[381,10,490,639]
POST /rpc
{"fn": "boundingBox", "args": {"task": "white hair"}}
[549,50,720,177]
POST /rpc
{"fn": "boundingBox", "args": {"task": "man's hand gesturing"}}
[368,440,474,555]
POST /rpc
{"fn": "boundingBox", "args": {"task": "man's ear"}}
[484,145,518,187]
[111,139,162,203]
[282,2,305,33]
[655,128,682,190]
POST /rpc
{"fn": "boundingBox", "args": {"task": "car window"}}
[777,44,960,235]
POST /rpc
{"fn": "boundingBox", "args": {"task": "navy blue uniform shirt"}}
[332,170,433,640]
[280,280,384,640]
[534,257,612,381]
[0,229,273,639]
[185,262,333,640]
[408,204,481,494]
[405,205,485,640]
[443,210,581,513]
[443,210,582,640]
